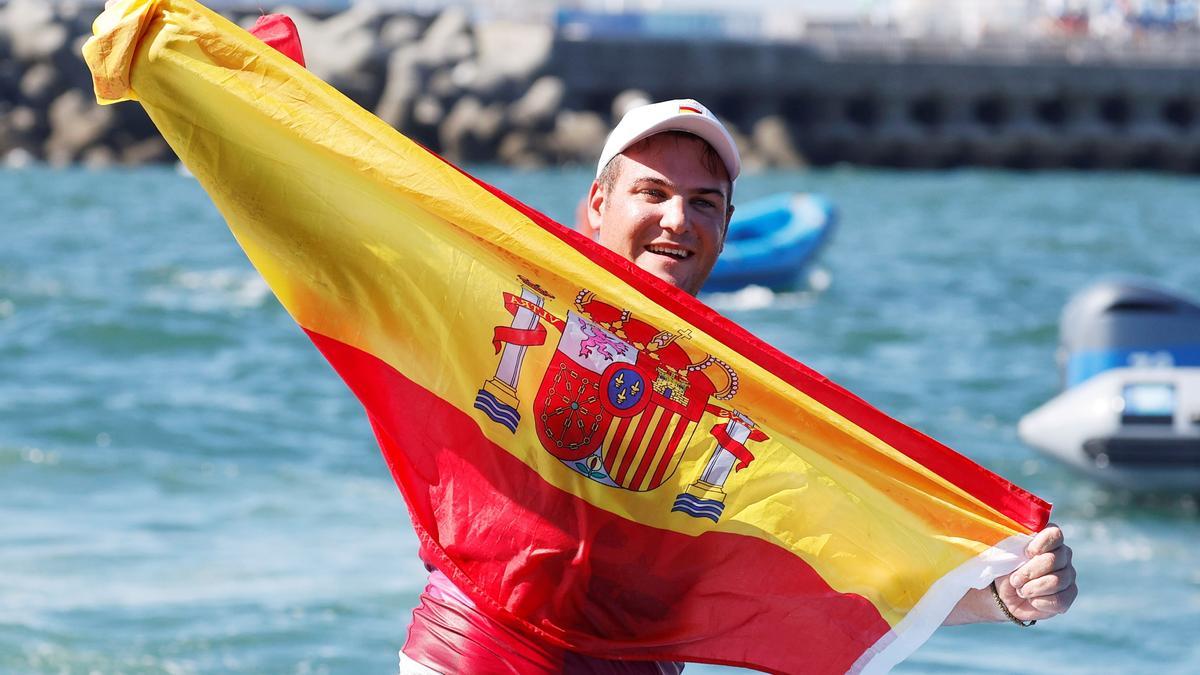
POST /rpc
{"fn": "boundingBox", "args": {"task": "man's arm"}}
[943,525,1078,625]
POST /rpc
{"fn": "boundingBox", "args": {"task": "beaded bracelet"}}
[991,580,1037,627]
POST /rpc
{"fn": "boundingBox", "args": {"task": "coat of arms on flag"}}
[476,277,768,521]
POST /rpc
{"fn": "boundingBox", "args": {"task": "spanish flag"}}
[84,2,1049,672]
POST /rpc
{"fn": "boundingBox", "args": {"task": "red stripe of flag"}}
[306,328,893,672]
[248,14,306,67]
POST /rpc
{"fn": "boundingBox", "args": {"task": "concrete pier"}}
[550,35,1200,171]
[2,0,1199,172]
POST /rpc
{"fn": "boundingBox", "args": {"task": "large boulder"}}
[378,15,422,50]
[374,45,421,130]
[752,115,807,168]
[44,89,115,166]
[269,5,384,109]
[18,62,60,107]
[611,89,651,120]
[412,95,444,126]
[5,105,38,138]
[1,104,42,154]
[507,76,564,130]
[549,110,607,164]
[472,20,552,95]
[406,94,444,149]
[439,96,504,161]
[120,136,173,165]
[721,121,755,171]
[81,145,118,169]
[0,109,21,157]
[427,67,462,99]
[415,6,473,69]
[449,60,481,93]
[0,0,69,62]
[497,129,545,168]
[3,147,36,168]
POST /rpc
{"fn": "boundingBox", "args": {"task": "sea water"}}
[1,165,1198,674]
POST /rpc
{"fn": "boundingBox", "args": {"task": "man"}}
[401,99,1077,673]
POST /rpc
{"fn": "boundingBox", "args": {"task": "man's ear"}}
[586,179,605,241]
[720,203,735,253]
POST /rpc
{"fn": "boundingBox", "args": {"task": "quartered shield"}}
[534,311,717,491]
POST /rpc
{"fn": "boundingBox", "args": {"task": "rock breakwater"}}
[3,1,1200,172]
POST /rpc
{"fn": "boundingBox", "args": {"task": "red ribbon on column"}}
[490,293,565,353]
[710,423,765,472]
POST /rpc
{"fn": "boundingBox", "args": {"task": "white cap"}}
[596,99,741,181]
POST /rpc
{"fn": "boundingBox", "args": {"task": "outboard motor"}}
[1059,278,1200,387]
[1020,279,1200,490]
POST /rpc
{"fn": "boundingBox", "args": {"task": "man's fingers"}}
[1016,565,1076,599]
[998,525,1078,621]
[1028,583,1078,616]
[1009,545,1073,589]
[1024,524,1064,557]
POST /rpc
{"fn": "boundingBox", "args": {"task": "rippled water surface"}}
[2,165,1198,673]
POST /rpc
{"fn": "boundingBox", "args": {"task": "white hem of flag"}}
[850,533,1031,674]
[399,651,443,675]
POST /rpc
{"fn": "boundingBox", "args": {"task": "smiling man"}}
[586,101,739,296]
[400,99,1076,674]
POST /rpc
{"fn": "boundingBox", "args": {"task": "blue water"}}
[2,165,1199,674]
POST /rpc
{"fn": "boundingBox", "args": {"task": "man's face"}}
[588,134,733,296]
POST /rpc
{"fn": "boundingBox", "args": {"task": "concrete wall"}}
[552,38,1200,171]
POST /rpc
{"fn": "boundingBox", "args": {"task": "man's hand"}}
[944,524,1077,625]
[995,524,1078,622]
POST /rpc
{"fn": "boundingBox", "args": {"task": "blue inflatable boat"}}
[702,192,837,293]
